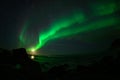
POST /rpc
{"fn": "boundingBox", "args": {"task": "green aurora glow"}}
[19,2,120,52]
[19,21,30,46]
[91,2,119,16]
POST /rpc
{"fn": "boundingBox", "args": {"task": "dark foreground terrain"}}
[0,39,120,80]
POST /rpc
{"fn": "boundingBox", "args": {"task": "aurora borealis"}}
[21,13,119,52]
[25,12,86,51]
[0,0,120,55]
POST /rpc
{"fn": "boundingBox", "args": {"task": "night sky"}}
[0,0,120,55]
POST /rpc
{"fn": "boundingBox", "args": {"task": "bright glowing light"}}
[31,55,35,59]
[27,48,37,55]
[31,48,35,52]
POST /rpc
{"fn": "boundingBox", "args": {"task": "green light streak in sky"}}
[31,17,118,51]
[33,13,86,50]
[19,2,119,52]
[52,17,118,39]
[19,21,29,47]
